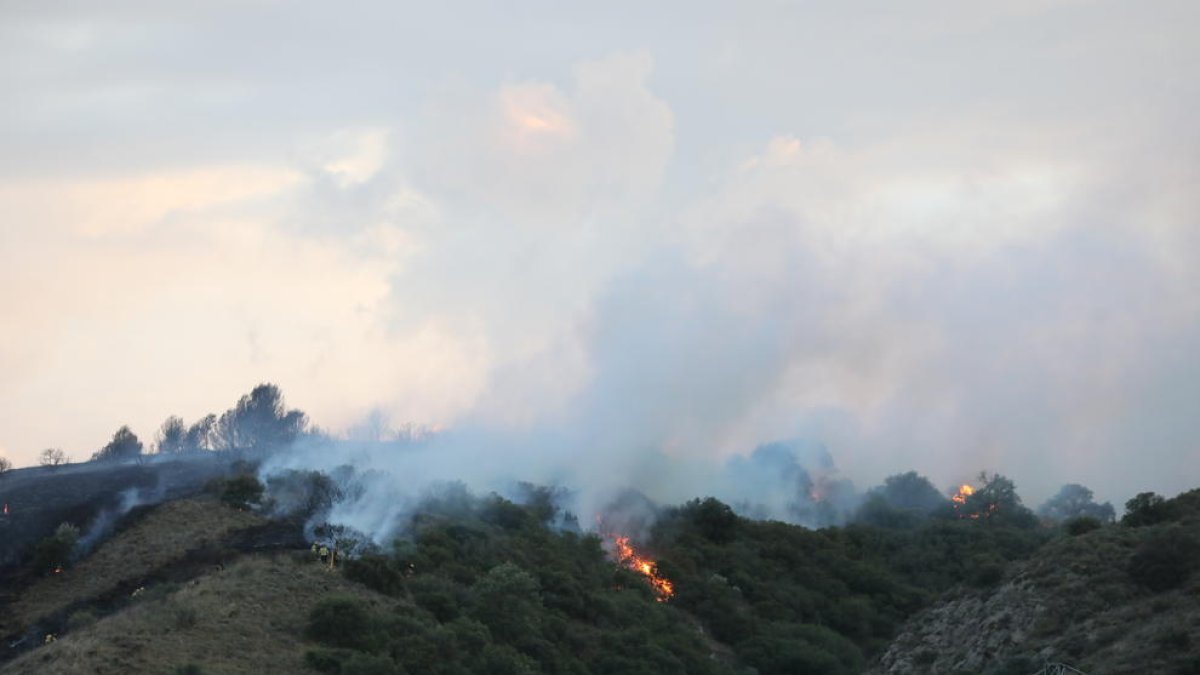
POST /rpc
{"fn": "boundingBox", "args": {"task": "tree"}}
[213,384,307,453]
[220,475,264,509]
[155,416,188,454]
[1122,492,1175,527]
[29,522,80,574]
[0,456,11,475]
[40,448,69,467]
[963,472,1037,527]
[872,471,946,513]
[92,426,143,462]
[1038,484,1115,523]
[306,596,376,651]
[185,414,217,453]
[469,562,542,643]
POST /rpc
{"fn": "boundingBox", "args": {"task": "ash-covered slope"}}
[870,490,1200,675]
[0,455,234,569]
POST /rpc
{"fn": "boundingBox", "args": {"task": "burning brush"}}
[951,483,998,520]
[609,535,674,602]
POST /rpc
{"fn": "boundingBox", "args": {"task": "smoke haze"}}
[1,2,1197,511]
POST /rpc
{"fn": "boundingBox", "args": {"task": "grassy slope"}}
[1,498,264,636]
[2,554,396,675]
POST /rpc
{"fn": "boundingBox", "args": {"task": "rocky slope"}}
[870,519,1200,674]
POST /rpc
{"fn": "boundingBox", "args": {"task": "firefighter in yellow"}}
[311,542,319,557]
[318,545,329,565]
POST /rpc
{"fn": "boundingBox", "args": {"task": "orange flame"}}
[612,536,674,601]
[2,503,7,515]
[951,484,974,505]
[951,483,998,519]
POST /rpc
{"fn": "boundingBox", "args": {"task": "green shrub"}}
[220,474,264,508]
[409,575,462,622]
[344,555,405,597]
[28,522,80,574]
[1127,529,1200,591]
[306,596,376,651]
[1065,516,1102,536]
[1122,492,1175,527]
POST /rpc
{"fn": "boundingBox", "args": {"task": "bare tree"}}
[39,448,69,467]
[0,456,12,474]
[155,416,188,454]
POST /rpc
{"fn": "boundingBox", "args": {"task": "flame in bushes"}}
[951,484,974,506]
[612,536,674,601]
[951,483,998,519]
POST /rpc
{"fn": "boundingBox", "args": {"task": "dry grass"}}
[2,498,265,634]
[2,554,398,675]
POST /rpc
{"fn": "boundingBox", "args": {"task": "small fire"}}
[951,483,998,519]
[612,536,674,602]
[951,484,974,506]
[2,503,8,515]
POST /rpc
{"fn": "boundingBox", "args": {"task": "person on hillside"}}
[319,545,329,564]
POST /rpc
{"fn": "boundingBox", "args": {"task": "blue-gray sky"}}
[1,1,1197,504]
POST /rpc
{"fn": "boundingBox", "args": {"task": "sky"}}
[1,0,1197,506]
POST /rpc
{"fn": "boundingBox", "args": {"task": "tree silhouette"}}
[873,471,947,513]
[1122,492,1175,527]
[39,448,69,467]
[155,416,188,454]
[92,426,143,462]
[213,384,307,454]
[185,414,217,452]
[1038,483,1115,523]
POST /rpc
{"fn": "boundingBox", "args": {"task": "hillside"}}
[1,466,1197,674]
[871,491,1200,674]
[2,555,393,675]
[1,498,265,640]
[0,456,232,568]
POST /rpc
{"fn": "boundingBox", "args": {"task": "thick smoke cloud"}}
[1,2,1197,514]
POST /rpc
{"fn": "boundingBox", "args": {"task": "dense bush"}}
[306,597,378,651]
[29,522,80,574]
[1122,492,1175,527]
[1127,528,1200,591]
[1065,516,1102,536]
[307,486,1065,674]
[219,474,264,509]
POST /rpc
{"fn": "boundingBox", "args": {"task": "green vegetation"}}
[218,474,266,509]
[3,454,1196,674]
[301,475,1057,675]
[28,522,80,575]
